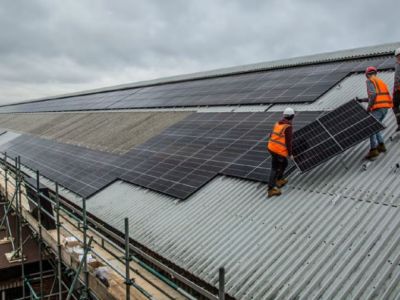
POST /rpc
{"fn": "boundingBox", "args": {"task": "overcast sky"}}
[0,0,398,105]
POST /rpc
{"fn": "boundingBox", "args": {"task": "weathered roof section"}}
[5,42,400,105]
[0,111,190,154]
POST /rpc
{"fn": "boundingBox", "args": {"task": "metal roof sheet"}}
[86,175,400,299]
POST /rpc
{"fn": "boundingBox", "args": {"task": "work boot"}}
[276,178,288,188]
[267,187,281,198]
[377,143,387,153]
[364,148,379,160]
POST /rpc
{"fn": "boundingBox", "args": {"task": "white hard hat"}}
[395,48,400,57]
[283,107,295,116]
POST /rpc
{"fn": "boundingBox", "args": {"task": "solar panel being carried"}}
[292,100,385,172]
[0,55,394,113]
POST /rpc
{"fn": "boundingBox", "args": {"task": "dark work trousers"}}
[393,90,400,126]
[268,151,288,189]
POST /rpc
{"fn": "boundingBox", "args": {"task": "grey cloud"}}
[0,0,399,104]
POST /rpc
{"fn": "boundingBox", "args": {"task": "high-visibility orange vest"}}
[369,77,393,110]
[267,122,290,157]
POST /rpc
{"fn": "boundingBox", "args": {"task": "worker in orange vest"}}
[267,107,295,198]
[357,66,393,160]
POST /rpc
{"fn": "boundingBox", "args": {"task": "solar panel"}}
[0,55,394,113]
[293,100,385,172]
[107,64,347,108]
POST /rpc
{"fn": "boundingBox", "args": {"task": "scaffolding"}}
[0,153,227,300]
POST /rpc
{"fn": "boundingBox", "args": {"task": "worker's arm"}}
[366,80,377,111]
[285,125,293,157]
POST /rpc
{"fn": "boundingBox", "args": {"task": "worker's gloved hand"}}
[289,155,294,161]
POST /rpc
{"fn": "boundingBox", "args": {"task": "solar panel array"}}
[0,111,322,199]
[0,101,384,198]
[0,56,394,113]
[0,136,118,196]
[293,100,385,172]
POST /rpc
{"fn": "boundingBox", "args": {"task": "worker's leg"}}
[368,109,388,157]
[375,109,388,144]
[369,134,378,149]
[370,109,387,147]
[267,152,283,197]
[276,156,288,180]
[268,153,279,189]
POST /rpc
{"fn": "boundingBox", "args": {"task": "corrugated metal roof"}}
[86,175,400,299]
[6,42,400,105]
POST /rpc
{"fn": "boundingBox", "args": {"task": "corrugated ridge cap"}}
[3,41,400,106]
